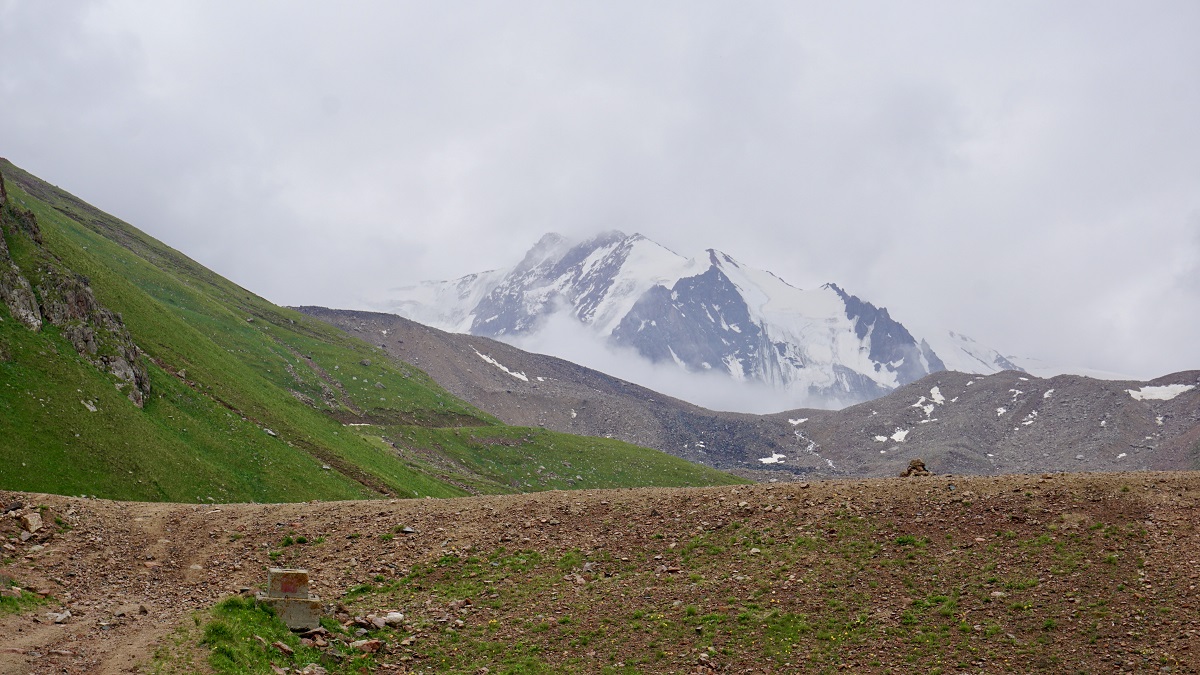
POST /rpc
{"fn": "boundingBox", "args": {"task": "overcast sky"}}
[2,0,1197,379]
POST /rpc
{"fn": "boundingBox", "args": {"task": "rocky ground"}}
[2,471,1199,673]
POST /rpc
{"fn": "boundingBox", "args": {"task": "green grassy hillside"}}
[0,159,744,502]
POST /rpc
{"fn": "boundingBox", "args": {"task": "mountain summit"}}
[368,231,1018,406]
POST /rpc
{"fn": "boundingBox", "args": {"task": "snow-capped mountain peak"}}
[364,231,1020,406]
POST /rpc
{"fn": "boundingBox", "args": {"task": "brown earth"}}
[2,471,1199,673]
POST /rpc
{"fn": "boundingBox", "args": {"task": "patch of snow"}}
[950,397,958,403]
[873,435,888,443]
[966,380,974,386]
[1019,377,1029,381]
[537,376,546,382]
[911,396,935,417]
[1156,416,1164,426]
[1100,420,1107,427]
[996,407,1007,416]
[1126,384,1195,401]
[788,418,809,425]
[1117,453,1127,459]
[890,428,910,442]
[758,452,787,464]
[880,450,887,454]
[929,386,945,404]
[1043,389,1055,399]
[569,409,577,419]
[472,348,529,382]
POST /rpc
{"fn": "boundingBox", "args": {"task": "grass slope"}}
[0,159,743,502]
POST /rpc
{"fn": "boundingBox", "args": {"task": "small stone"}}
[18,511,42,533]
[350,638,384,653]
[271,640,294,656]
[749,548,761,555]
[46,610,71,624]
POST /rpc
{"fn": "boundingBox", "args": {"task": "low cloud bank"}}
[502,308,839,415]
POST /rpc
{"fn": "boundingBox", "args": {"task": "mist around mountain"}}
[366,231,1022,413]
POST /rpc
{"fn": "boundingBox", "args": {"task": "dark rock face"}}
[613,256,764,378]
[0,172,150,406]
[826,283,937,386]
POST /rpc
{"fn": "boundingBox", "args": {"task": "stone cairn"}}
[899,458,932,477]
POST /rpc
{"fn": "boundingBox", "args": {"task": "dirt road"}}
[2,471,1198,673]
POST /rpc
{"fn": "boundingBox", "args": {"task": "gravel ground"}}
[1,470,1198,673]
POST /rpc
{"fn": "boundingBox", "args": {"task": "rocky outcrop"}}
[0,178,43,331]
[0,170,150,406]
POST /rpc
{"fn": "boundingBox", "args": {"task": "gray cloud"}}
[2,0,1197,378]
